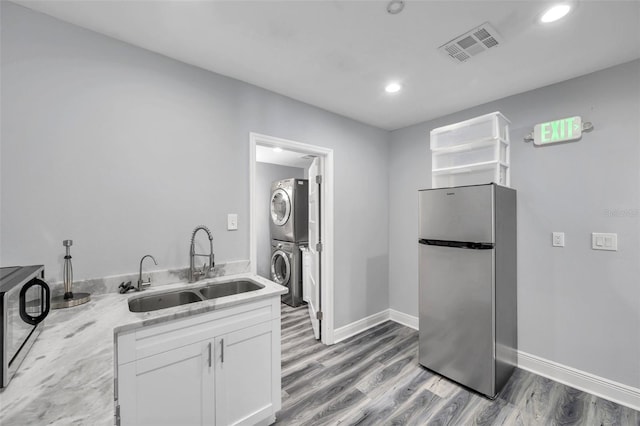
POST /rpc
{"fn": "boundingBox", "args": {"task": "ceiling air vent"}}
[438,22,503,63]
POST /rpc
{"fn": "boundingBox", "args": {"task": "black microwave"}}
[0,265,50,388]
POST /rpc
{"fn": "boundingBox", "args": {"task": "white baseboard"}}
[518,350,640,411]
[333,310,390,343]
[389,309,419,330]
[333,309,419,343]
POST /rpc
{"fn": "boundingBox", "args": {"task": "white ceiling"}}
[14,1,640,130]
[256,145,313,168]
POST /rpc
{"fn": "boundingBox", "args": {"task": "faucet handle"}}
[119,281,134,294]
[192,268,205,281]
[138,277,152,289]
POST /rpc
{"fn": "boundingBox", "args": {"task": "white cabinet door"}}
[215,322,274,426]
[119,341,214,426]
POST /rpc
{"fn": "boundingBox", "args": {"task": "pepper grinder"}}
[51,239,91,309]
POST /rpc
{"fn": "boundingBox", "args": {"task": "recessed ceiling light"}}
[540,4,571,23]
[385,82,402,93]
[387,0,404,15]
[273,147,283,153]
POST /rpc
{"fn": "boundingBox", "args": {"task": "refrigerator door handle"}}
[418,239,494,250]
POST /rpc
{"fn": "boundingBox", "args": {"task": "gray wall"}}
[389,59,640,388]
[0,3,389,328]
[255,163,305,279]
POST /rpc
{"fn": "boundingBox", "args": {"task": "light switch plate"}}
[227,214,238,231]
[592,232,617,251]
[552,232,565,247]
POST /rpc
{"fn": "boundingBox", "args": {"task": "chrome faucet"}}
[137,254,158,291]
[189,225,215,283]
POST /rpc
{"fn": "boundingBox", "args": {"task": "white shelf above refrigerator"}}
[432,164,509,188]
[430,137,508,154]
[432,139,509,171]
[430,112,510,151]
[432,160,508,175]
[430,112,511,189]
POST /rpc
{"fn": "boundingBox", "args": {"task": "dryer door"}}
[270,189,291,226]
[270,250,291,285]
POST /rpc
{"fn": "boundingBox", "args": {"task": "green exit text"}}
[534,116,582,146]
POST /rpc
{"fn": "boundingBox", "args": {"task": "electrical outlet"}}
[227,214,238,231]
[552,232,565,247]
[592,233,617,251]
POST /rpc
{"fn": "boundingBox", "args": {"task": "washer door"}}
[271,250,291,285]
[270,189,291,226]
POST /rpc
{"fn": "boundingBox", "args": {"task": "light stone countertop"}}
[0,273,286,425]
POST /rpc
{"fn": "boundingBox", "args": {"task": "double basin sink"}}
[128,280,263,313]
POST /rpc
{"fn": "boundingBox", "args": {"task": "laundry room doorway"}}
[249,133,335,345]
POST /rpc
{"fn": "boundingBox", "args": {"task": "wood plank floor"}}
[276,303,640,426]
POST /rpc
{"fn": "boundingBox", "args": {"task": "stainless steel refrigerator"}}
[418,183,517,398]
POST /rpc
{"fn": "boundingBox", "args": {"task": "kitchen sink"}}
[128,290,203,313]
[199,281,263,300]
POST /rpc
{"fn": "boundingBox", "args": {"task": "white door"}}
[307,157,321,339]
[215,322,274,426]
[119,341,214,426]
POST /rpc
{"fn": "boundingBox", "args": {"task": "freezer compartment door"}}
[418,243,495,397]
[419,185,494,243]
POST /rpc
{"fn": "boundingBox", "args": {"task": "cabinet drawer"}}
[430,112,509,150]
[432,140,508,170]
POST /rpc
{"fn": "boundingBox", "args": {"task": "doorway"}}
[249,132,335,345]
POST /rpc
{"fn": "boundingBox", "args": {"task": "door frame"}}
[249,132,335,345]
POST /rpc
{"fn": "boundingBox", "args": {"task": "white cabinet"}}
[115,297,281,426]
[430,112,511,188]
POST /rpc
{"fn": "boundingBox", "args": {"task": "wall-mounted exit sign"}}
[533,116,582,145]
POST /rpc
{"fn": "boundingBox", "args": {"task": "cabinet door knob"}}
[220,339,224,363]
[208,342,212,368]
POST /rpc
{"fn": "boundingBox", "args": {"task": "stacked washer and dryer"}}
[270,178,308,307]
